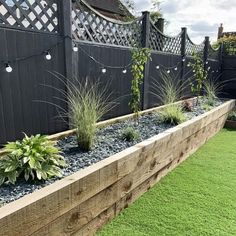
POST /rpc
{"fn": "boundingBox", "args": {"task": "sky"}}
[134,0,236,44]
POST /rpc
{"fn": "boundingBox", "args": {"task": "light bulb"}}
[167,70,170,74]
[208,67,211,71]
[5,63,13,73]
[193,70,196,73]
[182,58,186,62]
[205,61,208,64]
[174,67,178,71]
[156,65,160,70]
[122,69,127,74]
[45,52,52,60]
[73,44,78,52]
[101,68,106,74]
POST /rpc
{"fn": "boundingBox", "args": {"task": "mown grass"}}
[97,129,236,236]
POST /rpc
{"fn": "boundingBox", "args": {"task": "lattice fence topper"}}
[186,35,205,56]
[208,45,220,60]
[72,0,143,47]
[0,0,58,33]
[149,22,182,54]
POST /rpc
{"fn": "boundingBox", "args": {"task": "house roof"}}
[85,0,130,17]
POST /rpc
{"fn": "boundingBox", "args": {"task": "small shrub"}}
[158,105,186,125]
[121,127,141,142]
[182,100,194,112]
[201,103,212,111]
[0,134,65,185]
[228,110,236,121]
[68,81,114,151]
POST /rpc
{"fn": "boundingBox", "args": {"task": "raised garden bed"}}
[0,98,235,236]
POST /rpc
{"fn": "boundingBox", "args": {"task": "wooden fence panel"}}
[0,28,67,145]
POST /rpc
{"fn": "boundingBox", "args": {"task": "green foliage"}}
[68,81,113,151]
[188,53,208,101]
[150,0,162,22]
[121,127,141,142]
[203,78,219,106]
[201,103,212,111]
[119,0,135,21]
[0,134,65,185]
[130,47,151,122]
[151,70,190,105]
[228,109,236,121]
[158,105,186,125]
[214,35,236,55]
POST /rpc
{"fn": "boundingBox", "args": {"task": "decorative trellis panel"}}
[186,36,205,56]
[149,23,182,54]
[0,0,59,33]
[208,45,220,60]
[72,0,142,47]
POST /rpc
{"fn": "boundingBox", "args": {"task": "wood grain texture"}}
[0,100,234,236]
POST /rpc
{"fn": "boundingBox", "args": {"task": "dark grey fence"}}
[221,56,236,98]
[0,0,222,144]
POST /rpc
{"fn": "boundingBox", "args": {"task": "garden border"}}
[0,99,235,236]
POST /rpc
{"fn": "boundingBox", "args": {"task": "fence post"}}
[58,0,72,128]
[180,27,187,95]
[203,36,210,70]
[155,18,164,33]
[59,0,73,80]
[141,11,151,110]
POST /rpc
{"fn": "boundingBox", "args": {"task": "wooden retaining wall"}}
[0,100,235,236]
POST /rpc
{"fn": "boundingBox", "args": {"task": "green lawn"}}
[97,129,236,236]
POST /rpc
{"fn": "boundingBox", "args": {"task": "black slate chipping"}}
[0,99,224,206]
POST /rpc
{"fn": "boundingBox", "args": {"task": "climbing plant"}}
[130,47,151,122]
[188,52,208,104]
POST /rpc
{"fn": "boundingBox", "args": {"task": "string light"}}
[73,43,78,52]
[207,67,211,71]
[182,58,186,62]
[5,63,13,73]
[174,67,178,71]
[101,68,107,74]
[156,65,160,70]
[45,52,52,61]
[167,70,170,74]
[205,61,209,64]
[122,69,127,74]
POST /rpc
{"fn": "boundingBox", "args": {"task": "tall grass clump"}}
[68,81,113,151]
[151,70,190,105]
[159,104,186,125]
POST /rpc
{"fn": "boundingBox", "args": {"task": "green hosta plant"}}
[0,134,65,185]
[158,104,186,125]
[121,127,141,142]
